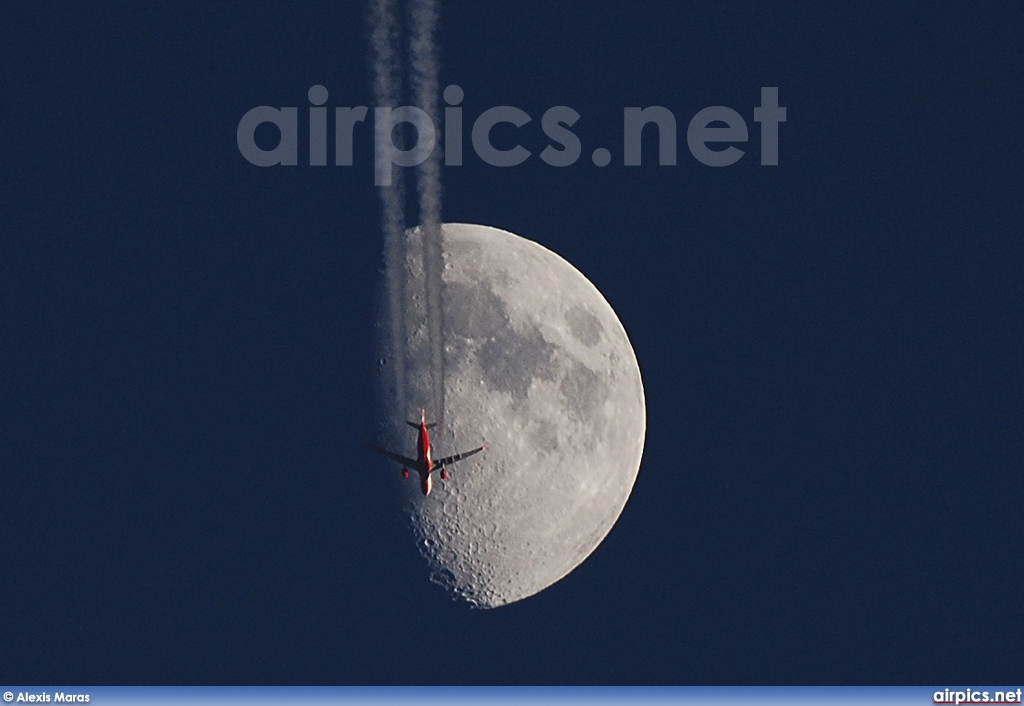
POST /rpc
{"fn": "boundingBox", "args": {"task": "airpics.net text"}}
[236,85,786,185]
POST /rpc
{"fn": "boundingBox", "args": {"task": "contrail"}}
[410,0,446,426]
[370,0,407,419]
[370,0,446,427]
[410,0,441,234]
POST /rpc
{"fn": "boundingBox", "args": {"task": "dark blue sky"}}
[3,1,1022,684]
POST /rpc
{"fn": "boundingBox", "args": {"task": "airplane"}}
[367,408,486,496]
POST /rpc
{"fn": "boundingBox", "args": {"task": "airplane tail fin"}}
[410,408,437,429]
[406,420,437,429]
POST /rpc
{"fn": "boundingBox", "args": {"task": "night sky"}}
[3,2,1022,684]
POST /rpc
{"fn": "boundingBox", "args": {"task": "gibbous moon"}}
[375,223,645,608]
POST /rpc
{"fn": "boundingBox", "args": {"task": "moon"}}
[375,223,645,608]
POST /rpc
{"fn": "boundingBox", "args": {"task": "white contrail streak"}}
[410,0,446,425]
[410,0,441,235]
[369,0,445,426]
[371,0,407,419]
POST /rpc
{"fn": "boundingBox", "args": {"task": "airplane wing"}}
[434,445,485,469]
[366,443,418,468]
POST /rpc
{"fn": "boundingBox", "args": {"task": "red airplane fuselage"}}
[411,410,438,496]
